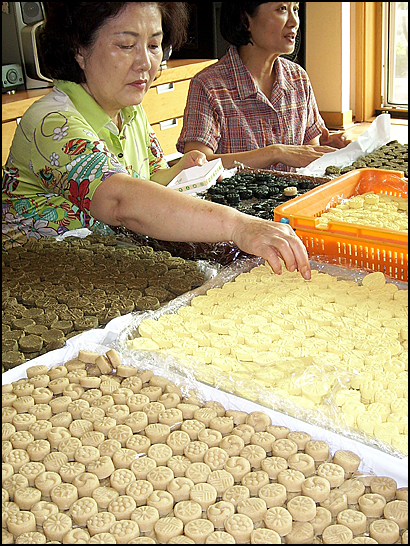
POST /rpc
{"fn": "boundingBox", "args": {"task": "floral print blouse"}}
[2,80,168,249]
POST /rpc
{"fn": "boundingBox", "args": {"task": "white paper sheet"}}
[298,113,392,177]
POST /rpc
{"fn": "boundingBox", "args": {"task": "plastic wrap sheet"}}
[2,325,408,488]
[117,257,408,462]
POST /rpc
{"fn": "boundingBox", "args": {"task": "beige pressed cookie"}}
[301,475,331,503]
[258,482,287,509]
[147,489,174,517]
[147,443,173,466]
[154,516,184,543]
[271,438,298,460]
[310,506,332,536]
[370,519,401,544]
[241,470,270,496]
[338,478,366,505]
[166,431,191,456]
[34,470,62,497]
[130,456,157,481]
[74,444,100,465]
[92,486,119,510]
[223,455,251,482]
[383,499,408,529]
[277,468,305,493]
[263,506,293,537]
[167,455,191,478]
[219,434,245,457]
[12,413,36,434]
[333,450,361,475]
[320,489,348,516]
[184,518,215,544]
[73,471,100,497]
[110,468,136,495]
[207,500,235,529]
[69,496,99,526]
[131,505,160,534]
[285,521,315,544]
[240,444,267,469]
[43,512,73,542]
[250,431,276,453]
[267,425,290,439]
[370,476,398,502]
[237,496,267,524]
[190,482,217,510]
[167,476,194,503]
[305,440,330,462]
[184,440,209,463]
[246,411,272,432]
[287,453,316,477]
[224,513,254,543]
[207,469,235,496]
[112,447,139,469]
[110,519,140,544]
[125,411,149,434]
[222,484,250,508]
[287,494,317,522]
[203,447,229,471]
[317,462,345,488]
[358,492,387,517]
[126,479,154,506]
[185,461,212,484]
[322,524,354,544]
[28,419,53,441]
[13,485,41,510]
[197,428,223,448]
[145,423,171,444]
[88,532,118,544]
[99,438,122,458]
[18,461,45,486]
[287,431,311,450]
[59,461,86,483]
[174,499,203,524]
[250,527,281,544]
[261,456,288,480]
[50,482,78,510]
[108,494,137,521]
[337,508,367,535]
[232,423,255,445]
[146,465,174,490]
[126,434,151,456]
[204,530,236,544]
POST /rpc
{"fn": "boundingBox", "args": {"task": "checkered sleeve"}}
[177,77,221,154]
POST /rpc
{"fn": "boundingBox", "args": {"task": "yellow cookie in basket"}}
[362,272,386,290]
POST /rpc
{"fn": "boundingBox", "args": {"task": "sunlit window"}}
[382,2,408,108]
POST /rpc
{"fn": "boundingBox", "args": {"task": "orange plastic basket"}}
[274,169,408,281]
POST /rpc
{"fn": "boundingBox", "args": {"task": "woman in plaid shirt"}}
[177,2,350,171]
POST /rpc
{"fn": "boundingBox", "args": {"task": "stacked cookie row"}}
[2,349,408,543]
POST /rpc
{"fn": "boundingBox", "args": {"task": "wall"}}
[306,2,353,129]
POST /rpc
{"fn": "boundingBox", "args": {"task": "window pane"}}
[386,2,408,106]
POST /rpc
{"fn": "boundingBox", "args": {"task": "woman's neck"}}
[238,44,278,98]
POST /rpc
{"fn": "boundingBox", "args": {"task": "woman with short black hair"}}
[177,1,350,171]
[2,2,311,280]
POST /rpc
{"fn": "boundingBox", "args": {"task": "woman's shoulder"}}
[191,50,233,86]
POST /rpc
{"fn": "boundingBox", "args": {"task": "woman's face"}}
[75,3,163,119]
[246,2,300,57]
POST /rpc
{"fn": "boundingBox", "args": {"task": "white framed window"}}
[382,2,408,109]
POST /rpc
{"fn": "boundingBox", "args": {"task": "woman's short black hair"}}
[220,1,271,47]
[39,2,189,83]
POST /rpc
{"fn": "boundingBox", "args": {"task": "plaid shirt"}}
[177,46,325,171]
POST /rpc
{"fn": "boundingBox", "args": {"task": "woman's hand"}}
[231,213,311,280]
[274,143,338,168]
[319,127,351,149]
[175,150,207,172]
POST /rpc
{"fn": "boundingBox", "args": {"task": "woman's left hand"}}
[320,127,351,149]
[176,150,207,172]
